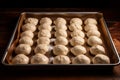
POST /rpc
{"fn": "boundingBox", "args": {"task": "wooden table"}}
[0,8,120,80]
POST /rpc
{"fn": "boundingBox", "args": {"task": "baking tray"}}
[2,12,120,70]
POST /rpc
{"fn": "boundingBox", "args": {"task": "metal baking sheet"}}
[2,12,120,70]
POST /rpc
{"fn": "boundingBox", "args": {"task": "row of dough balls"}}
[54,18,68,46]
[54,17,97,31]
[12,53,110,64]
[84,18,110,63]
[84,18,102,46]
[15,18,39,55]
[38,17,52,39]
[33,18,54,63]
[24,17,97,26]
[33,17,54,64]
[19,18,39,47]
[84,19,106,56]
[21,17,98,33]
[69,18,87,64]
[53,18,68,56]
[37,17,52,45]
[12,53,49,64]
[16,43,86,59]
[33,17,52,64]
[69,18,86,58]
[53,18,69,64]
[72,53,110,64]
[20,18,39,45]
[35,17,51,54]
[12,18,39,64]
[52,18,76,64]
[69,18,85,46]
[53,18,67,39]
[37,18,52,54]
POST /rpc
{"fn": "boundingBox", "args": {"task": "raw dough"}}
[71,45,87,56]
[30,54,49,64]
[15,44,31,55]
[12,54,29,64]
[53,55,71,64]
[72,54,91,64]
[53,45,68,55]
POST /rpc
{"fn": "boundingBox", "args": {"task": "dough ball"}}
[30,54,49,64]
[84,18,97,25]
[71,30,85,38]
[53,55,71,64]
[55,30,67,38]
[84,24,98,32]
[34,44,49,54]
[37,37,50,45]
[69,23,83,31]
[12,54,29,64]
[38,23,52,31]
[87,36,103,46]
[90,45,105,55]
[70,18,82,25]
[54,17,66,25]
[15,44,31,55]
[72,54,91,64]
[71,45,86,56]
[92,54,110,64]
[55,23,67,30]
[25,17,38,25]
[53,45,68,55]
[55,36,68,45]
[40,17,52,25]
[70,37,85,46]
[20,30,34,38]
[22,23,36,32]
[19,36,33,46]
[87,30,101,37]
[38,30,51,38]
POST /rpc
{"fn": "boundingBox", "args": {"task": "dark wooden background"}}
[0,7,120,80]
